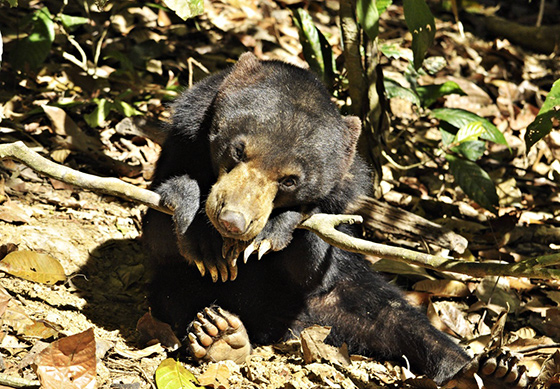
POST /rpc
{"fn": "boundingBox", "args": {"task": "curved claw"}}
[227,241,245,267]
[243,242,257,263]
[222,238,235,259]
[217,261,229,283]
[228,262,238,281]
[208,264,219,283]
[194,259,206,277]
[257,240,272,260]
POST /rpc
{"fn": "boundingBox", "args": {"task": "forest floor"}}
[1,0,560,388]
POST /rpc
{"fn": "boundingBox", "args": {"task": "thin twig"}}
[0,372,40,388]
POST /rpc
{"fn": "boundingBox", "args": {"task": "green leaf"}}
[356,0,379,40]
[431,108,508,146]
[9,8,54,70]
[403,0,436,70]
[59,14,89,31]
[380,43,413,61]
[454,121,485,144]
[439,127,455,147]
[112,100,142,117]
[446,154,499,213]
[155,358,202,389]
[451,140,486,161]
[525,78,560,150]
[384,78,421,107]
[84,98,112,128]
[376,0,392,14]
[292,9,335,87]
[162,0,204,20]
[415,81,465,107]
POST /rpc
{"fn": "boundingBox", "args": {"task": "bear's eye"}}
[279,176,298,190]
[232,142,245,161]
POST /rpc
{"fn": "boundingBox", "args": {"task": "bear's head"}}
[205,53,362,241]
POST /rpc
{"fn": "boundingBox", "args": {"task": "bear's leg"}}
[302,274,526,387]
[186,306,252,364]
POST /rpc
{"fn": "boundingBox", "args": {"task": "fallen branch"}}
[0,141,170,215]
[2,141,559,280]
[300,214,560,280]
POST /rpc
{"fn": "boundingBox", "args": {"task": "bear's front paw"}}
[186,306,252,364]
[176,219,235,283]
[444,350,528,389]
[220,233,286,268]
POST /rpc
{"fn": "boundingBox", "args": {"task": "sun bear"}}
[142,53,526,388]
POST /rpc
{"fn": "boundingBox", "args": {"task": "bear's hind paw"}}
[444,350,528,389]
[187,306,252,364]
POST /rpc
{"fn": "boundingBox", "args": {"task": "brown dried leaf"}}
[0,285,12,318]
[300,325,350,366]
[136,311,181,350]
[34,328,96,389]
[543,309,560,338]
[544,290,560,305]
[197,362,232,389]
[0,244,18,261]
[534,350,560,388]
[113,341,165,359]
[0,250,66,284]
[475,277,520,314]
[22,319,61,339]
[42,105,103,152]
[3,300,35,334]
[0,202,32,224]
[432,301,473,339]
[413,280,470,298]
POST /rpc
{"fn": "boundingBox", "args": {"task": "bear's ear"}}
[219,52,263,92]
[340,116,362,171]
[342,116,362,149]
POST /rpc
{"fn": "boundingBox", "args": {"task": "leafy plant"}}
[291,0,511,213]
[84,97,142,128]
[9,7,55,70]
[525,78,560,150]
[292,9,335,89]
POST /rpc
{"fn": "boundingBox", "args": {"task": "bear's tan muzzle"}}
[206,162,277,241]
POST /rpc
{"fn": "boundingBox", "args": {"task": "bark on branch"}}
[2,141,559,280]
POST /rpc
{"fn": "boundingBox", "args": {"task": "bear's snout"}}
[206,162,277,241]
[218,209,247,235]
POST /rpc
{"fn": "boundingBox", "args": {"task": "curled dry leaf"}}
[413,279,470,298]
[0,285,12,318]
[197,361,235,389]
[533,350,560,387]
[155,358,202,389]
[0,250,66,284]
[34,328,96,389]
[136,310,181,350]
[432,301,473,339]
[113,340,165,359]
[1,293,60,339]
[300,325,351,366]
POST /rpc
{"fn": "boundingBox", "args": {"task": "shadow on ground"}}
[73,238,151,344]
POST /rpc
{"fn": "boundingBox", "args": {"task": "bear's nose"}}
[218,210,247,235]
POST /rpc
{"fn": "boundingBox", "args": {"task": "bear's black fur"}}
[143,53,508,386]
